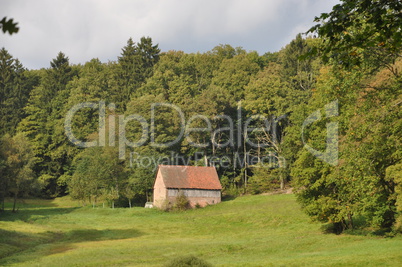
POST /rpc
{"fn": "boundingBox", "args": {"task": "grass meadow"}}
[0,194,401,266]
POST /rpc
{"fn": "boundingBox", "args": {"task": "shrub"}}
[173,193,190,211]
[164,255,213,267]
[247,166,283,194]
[160,199,172,212]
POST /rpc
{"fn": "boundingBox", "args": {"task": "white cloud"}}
[0,0,339,69]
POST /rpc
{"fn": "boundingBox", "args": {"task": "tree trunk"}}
[212,131,216,157]
[0,192,4,211]
[129,199,132,208]
[347,212,354,229]
[333,221,344,234]
[12,191,18,212]
[243,132,247,188]
[279,160,285,190]
[0,185,5,211]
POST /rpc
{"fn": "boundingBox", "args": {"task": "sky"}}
[0,0,339,70]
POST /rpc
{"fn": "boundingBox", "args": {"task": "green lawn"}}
[0,194,401,266]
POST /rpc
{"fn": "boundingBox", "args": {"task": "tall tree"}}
[0,48,37,136]
[114,37,160,110]
[211,53,260,101]
[0,134,36,212]
[69,146,125,208]
[18,52,76,197]
[137,36,161,78]
[116,38,141,106]
[244,63,289,189]
[290,0,402,234]
[0,136,7,211]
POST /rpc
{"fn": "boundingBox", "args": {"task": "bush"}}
[223,184,242,197]
[159,193,190,212]
[160,199,172,212]
[247,166,284,194]
[173,193,190,211]
[164,255,213,267]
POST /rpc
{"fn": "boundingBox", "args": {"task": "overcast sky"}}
[1,0,339,70]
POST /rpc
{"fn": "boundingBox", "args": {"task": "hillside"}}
[1,194,401,266]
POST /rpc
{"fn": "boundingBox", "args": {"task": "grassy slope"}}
[0,194,401,266]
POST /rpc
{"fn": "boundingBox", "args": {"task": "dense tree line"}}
[0,1,401,234]
[0,35,318,208]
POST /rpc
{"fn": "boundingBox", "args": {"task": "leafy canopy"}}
[308,0,402,70]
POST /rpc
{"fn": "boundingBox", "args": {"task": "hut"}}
[153,165,222,208]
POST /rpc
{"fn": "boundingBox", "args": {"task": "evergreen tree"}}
[114,37,160,110]
[137,36,161,79]
[18,52,76,197]
[0,48,37,136]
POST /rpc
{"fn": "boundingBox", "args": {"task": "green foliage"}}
[0,134,37,212]
[386,163,402,232]
[308,0,402,72]
[211,53,260,101]
[68,146,125,207]
[290,1,402,233]
[292,56,401,233]
[0,48,37,136]
[1,17,401,236]
[244,62,287,116]
[125,152,156,203]
[114,37,160,110]
[173,192,190,211]
[0,17,19,35]
[248,166,283,194]
[211,44,242,59]
[280,34,320,93]
[159,192,190,212]
[17,52,77,197]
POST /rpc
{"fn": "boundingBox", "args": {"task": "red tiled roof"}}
[157,165,222,190]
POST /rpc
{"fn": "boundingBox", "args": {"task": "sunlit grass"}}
[1,194,401,266]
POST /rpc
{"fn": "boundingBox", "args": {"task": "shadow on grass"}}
[62,228,142,242]
[1,202,143,265]
[320,215,395,237]
[221,195,237,202]
[0,227,143,265]
[0,229,63,259]
[2,198,65,209]
[343,227,395,237]
[0,207,79,223]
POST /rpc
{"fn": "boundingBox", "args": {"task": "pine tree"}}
[18,52,76,197]
[0,48,36,136]
[137,36,160,79]
[113,37,160,110]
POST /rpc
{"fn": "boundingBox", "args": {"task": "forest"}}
[0,0,401,234]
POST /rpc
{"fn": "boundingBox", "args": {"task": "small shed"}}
[153,165,222,208]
